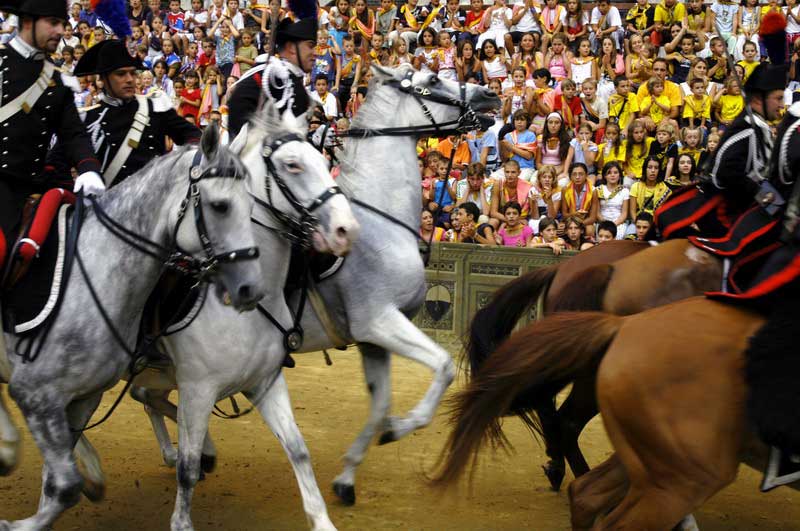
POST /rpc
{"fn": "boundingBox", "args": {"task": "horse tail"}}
[464,265,559,377]
[549,264,614,313]
[432,312,623,487]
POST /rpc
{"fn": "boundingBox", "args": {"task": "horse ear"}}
[229,123,249,156]
[201,122,221,159]
[371,64,395,83]
[281,108,301,131]
[259,98,281,138]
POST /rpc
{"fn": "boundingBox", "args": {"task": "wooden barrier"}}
[412,243,576,350]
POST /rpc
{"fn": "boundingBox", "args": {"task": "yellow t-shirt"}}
[630,181,671,215]
[641,94,671,124]
[682,94,711,119]
[737,59,760,82]
[625,136,654,179]
[608,93,640,131]
[637,79,682,109]
[654,1,686,26]
[597,140,627,168]
[718,94,744,123]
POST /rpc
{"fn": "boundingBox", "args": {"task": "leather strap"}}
[306,279,349,348]
[0,61,55,123]
[103,95,149,186]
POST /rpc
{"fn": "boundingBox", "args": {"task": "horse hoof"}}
[332,482,356,506]
[542,462,565,491]
[162,451,177,468]
[200,453,216,474]
[378,430,397,445]
[82,478,106,503]
[0,439,20,476]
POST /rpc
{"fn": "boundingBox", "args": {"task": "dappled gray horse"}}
[0,124,264,530]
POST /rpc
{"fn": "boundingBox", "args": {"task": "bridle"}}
[250,132,344,250]
[339,70,489,139]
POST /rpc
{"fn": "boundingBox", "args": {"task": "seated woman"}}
[456,201,497,244]
[420,209,447,242]
[527,164,562,232]
[495,201,533,247]
[529,215,565,254]
[490,159,532,226]
[563,214,595,250]
[628,155,671,235]
[561,162,598,238]
[665,153,697,190]
[594,161,630,239]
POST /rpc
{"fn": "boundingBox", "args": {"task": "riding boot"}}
[283,353,296,368]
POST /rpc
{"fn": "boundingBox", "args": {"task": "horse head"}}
[172,123,266,311]
[365,64,500,131]
[231,98,359,257]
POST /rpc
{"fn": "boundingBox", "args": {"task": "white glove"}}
[74,171,106,197]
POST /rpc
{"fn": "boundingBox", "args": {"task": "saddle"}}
[1,189,75,335]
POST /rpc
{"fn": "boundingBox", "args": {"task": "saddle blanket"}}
[2,204,71,335]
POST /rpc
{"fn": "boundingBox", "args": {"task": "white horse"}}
[123,64,500,508]
[0,123,265,530]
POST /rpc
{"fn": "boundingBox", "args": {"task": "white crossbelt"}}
[0,61,55,123]
[102,95,149,186]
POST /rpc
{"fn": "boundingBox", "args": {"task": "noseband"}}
[250,132,343,249]
[341,70,485,139]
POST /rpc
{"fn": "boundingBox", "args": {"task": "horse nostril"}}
[336,227,348,239]
[238,284,253,301]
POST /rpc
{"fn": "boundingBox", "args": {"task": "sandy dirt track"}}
[2,348,800,530]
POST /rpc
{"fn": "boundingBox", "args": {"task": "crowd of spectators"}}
[0,0,796,252]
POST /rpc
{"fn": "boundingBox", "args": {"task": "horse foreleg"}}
[246,374,336,531]
[358,309,455,444]
[74,436,106,502]
[558,373,598,479]
[567,454,628,530]
[0,386,20,476]
[332,344,391,506]
[170,387,216,531]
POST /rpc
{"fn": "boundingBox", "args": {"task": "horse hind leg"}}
[358,309,455,444]
[332,344,391,506]
[558,374,598,480]
[1,386,97,530]
[246,374,336,531]
[567,453,629,530]
[532,397,566,492]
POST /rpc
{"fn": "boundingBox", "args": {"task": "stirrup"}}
[282,353,296,368]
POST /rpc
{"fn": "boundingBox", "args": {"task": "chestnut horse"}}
[465,238,724,490]
[437,297,782,529]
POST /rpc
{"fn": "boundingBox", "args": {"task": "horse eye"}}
[210,201,230,214]
[286,161,303,174]
[430,76,440,85]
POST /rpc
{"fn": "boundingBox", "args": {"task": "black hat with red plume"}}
[745,11,789,93]
[276,0,318,46]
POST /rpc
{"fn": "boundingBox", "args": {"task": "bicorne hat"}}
[276,0,318,46]
[0,0,68,20]
[73,40,145,77]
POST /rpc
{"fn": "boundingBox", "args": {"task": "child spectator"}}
[666,153,698,189]
[579,79,607,142]
[554,78,582,131]
[590,0,623,52]
[463,0,486,47]
[640,76,671,131]
[698,131,720,169]
[624,0,655,52]
[198,38,217,75]
[596,219,618,242]
[570,38,597,92]
[529,216,565,254]
[477,0,513,55]
[607,76,639,132]
[73,43,86,63]
[625,33,651,87]
[564,215,595,249]
[561,162,597,237]
[199,65,223,125]
[455,203,496,244]
[146,0,166,28]
[567,123,599,179]
[706,35,731,85]
[414,27,439,74]
[429,159,457,227]
[420,209,448,242]
[563,0,589,53]
[648,121,678,178]
[538,111,571,183]
[312,75,339,121]
[178,70,202,125]
[146,16,165,58]
[735,0,761,60]
[629,156,671,224]
[495,201,533,246]
[542,32,570,84]
[336,35,362,114]
[437,29,458,80]
[391,0,427,50]
[350,0,376,49]
[235,29,258,75]
[456,162,494,224]
[166,0,189,54]
[595,161,630,238]
[596,122,626,171]
[207,11,240,77]
[480,38,509,82]
[377,0,398,38]
[502,109,537,179]
[180,41,200,75]
[713,76,744,132]
[737,40,761,82]
[628,211,653,240]
[682,76,711,130]
[329,0,351,51]
[79,0,97,27]
[528,165,562,231]
[529,68,554,133]
[623,118,653,185]
[59,46,76,74]
[539,0,565,52]
[664,26,697,84]
[58,23,79,55]
[159,38,182,76]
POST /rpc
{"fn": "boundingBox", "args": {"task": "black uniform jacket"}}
[228,58,311,137]
[0,38,100,189]
[82,92,201,186]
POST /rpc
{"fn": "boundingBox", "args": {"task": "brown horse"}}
[438,297,778,529]
[465,238,724,490]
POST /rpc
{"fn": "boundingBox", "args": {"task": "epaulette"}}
[148,89,174,112]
